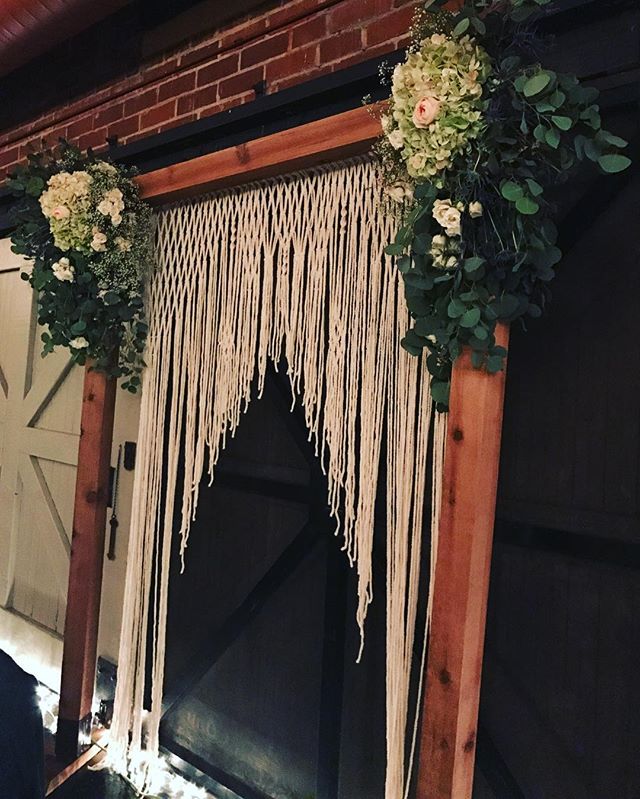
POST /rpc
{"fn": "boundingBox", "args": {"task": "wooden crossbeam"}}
[136,104,384,203]
[417,323,510,799]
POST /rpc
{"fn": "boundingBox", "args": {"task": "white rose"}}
[97,200,112,216]
[91,230,108,252]
[69,337,89,349]
[111,213,122,226]
[412,95,441,129]
[387,129,404,150]
[386,181,413,203]
[431,234,447,249]
[469,201,483,218]
[432,199,462,237]
[52,257,75,282]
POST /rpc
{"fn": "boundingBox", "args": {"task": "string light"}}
[35,682,59,734]
[123,751,210,798]
[34,682,211,798]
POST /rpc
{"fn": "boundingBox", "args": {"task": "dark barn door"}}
[158,367,388,799]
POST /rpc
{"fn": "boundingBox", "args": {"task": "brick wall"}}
[0,0,419,180]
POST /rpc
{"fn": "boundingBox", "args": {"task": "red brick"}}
[266,0,323,30]
[291,15,327,48]
[319,29,362,63]
[139,57,179,84]
[124,87,159,117]
[192,84,219,111]
[140,100,176,130]
[265,44,318,82]
[177,93,196,116]
[158,72,196,101]
[328,0,392,32]
[78,128,108,151]
[196,53,239,87]
[66,115,94,140]
[240,31,290,70]
[218,17,268,50]
[180,40,220,69]
[107,115,140,141]
[0,145,20,169]
[159,114,196,133]
[364,5,414,46]
[94,102,123,128]
[219,66,264,100]
[330,41,394,71]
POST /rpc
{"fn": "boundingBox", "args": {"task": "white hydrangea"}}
[386,33,491,184]
[39,170,92,251]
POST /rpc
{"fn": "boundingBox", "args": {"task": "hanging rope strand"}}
[109,158,444,798]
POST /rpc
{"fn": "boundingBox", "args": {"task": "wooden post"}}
[56,363,116,761]
[416,323,510,799]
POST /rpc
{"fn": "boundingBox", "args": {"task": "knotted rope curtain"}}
[109,157,445,798]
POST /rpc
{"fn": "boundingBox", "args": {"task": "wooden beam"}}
[417,323,510,799]
[136,103,384,204]
[56,364,116,761]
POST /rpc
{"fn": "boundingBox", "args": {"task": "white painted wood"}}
[0,236,141,671]
[0,238,81,635]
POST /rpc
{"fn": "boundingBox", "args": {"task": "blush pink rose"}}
[412,96,441,129]
[51,205,70,219]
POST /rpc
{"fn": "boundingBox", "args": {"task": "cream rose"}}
[388,129,404,150]
[412,95,441,129]
[432,199,462,237]
[469,201,483,218]
[91,228,108,252]
[69,337,89,349]
[51,205,70,220]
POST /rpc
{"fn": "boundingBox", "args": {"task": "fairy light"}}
[125,751,210,798]
[35,683,59,734]
[30,670,211,798]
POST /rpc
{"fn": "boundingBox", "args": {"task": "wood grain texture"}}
[136,104,384,203]
[417,323,509,799]
[57,364,116,736]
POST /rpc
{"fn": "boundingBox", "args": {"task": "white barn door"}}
[0,237,83,635]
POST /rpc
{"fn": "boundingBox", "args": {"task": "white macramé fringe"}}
[108,158,445,799]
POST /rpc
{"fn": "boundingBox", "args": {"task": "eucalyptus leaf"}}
[598,154,632,174]
[523,72,551,98]
[452,17,470,36]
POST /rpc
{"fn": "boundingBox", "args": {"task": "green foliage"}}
[8,141,153,391]
[382,0,630,410]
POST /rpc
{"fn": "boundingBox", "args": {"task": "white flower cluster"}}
[39,163,132,255]
[51,256,75,282]
[97,187,124,226]
[430,198,483,268]
[385,33,491,185]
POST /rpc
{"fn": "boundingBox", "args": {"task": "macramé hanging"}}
[108,157,445,798]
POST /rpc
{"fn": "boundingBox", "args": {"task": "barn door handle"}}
[107,445,122,561]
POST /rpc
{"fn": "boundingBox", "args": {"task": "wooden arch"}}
[57,103,508,799]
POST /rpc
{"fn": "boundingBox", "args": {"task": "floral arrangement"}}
[379,0,631,408]
[8,141,153,392]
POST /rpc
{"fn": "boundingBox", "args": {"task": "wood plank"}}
[416,323,509,799]
[56,364,116,760]
[136,104,384,204]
